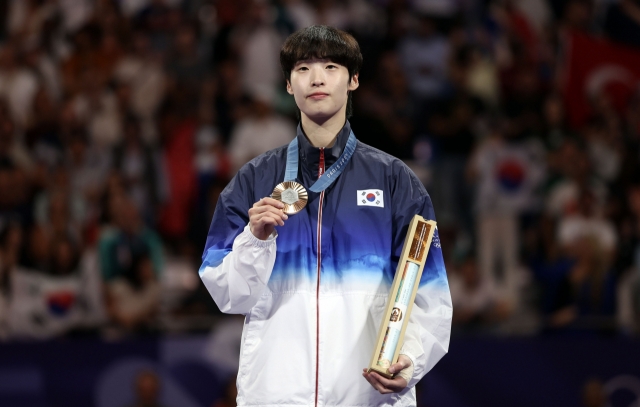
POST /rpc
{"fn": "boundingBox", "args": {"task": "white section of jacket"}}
[202,225,278,314]
[200,224,452,407]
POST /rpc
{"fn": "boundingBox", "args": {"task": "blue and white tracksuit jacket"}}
[200,121,452,407]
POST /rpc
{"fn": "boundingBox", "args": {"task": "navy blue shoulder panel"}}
[352,141,436,259]
[201,145,288,265]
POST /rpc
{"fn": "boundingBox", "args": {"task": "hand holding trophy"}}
[368,215,437,378]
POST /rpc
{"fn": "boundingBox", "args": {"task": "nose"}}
[310,65,325,87]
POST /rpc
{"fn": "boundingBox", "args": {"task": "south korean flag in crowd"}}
[357,189,384,208]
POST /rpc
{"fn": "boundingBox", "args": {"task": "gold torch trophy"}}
[368,214,437,378]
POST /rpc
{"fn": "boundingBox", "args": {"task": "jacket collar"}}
[296,120,352,171]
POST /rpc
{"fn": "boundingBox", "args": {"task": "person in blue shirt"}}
[200,25,452,407]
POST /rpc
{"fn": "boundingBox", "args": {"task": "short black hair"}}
[280,25,363,118]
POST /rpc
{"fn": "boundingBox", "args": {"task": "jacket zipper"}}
[315,148,325,407]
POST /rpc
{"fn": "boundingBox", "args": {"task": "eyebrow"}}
[295,58,337,65]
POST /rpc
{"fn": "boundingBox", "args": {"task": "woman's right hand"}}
[248,197,288,240]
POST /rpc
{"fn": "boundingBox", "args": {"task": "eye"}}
[326,64,338,70]
[297,66,309,72]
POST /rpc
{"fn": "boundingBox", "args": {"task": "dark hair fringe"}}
[280,25,362,80]
[280,25,362,119]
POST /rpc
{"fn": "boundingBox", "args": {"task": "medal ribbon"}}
[284,131,357,193]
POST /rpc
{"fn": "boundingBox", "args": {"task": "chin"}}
[304,109,338,122]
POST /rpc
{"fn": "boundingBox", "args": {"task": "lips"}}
[308,92,329,99]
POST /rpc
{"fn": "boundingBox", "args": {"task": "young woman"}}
[200,25,451,407]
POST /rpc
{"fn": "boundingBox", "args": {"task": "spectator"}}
[468,118,545,302]
[194,106,229,184]
[604,0,640,49]
[617,261,640,334]
[546,190,618,332]
[449,43,500,108]
[0,101,34,172]
[543,245,616,332]
[6,0,58,47]
[9,231,104,339]
[190,105,230,248]
[352,50,416,159]
[0,221,22,339]
[125,370,168,407]
[33,165,87,242]
[61,24,101,96]
[100,194,163,333]
[135,0,175,54]
[617,184,640,333]
[71,68,123,148]
[112,115,167,224]
[22,224,50,271]
[450,255,512,335]
[113,30,167,126]
[0,43,39,129]
[582,378,607,407]
[214,58,248,142]
[428,92,481,232]
[229,0,283,103]
[63,124,111,205]
[557,189,617,269]
[99,194,163,282]
[165,21,207,123]
[105,252,161,333]
[24,87,63,169]
[211,376,238,407]
[541,93,571,152]
[92,30,125,87]
[94,0,129,40]
[583,119,623,184]
[284,0,351,31]
[228,92,295,173]
[528,215,576,321]
[0,111,34,226]
[398,13,450,104]
[155,97,197,248]
[56,0,95,34]
[23,45,62,102]
[545,140,607,221]
[560,0,596,33]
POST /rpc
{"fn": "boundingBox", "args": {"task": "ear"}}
[348,73,359,91]
[286,80,293,95]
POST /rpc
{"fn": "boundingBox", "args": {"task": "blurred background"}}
[0,0,640,406]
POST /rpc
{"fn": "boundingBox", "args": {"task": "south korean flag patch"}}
[357,189,384,208]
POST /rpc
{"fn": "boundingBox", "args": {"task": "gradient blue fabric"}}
[201,121,447,293]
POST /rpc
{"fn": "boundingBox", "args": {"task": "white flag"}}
[357,189,384,208]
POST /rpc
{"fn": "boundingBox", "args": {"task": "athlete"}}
[200,25,452,407]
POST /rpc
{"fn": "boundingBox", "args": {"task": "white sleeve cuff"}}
[243,224,277,247]
[399,351,417,387]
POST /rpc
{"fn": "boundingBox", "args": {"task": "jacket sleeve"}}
[391,163,452,388]
[198,170,277,315]
[200,226,277,314]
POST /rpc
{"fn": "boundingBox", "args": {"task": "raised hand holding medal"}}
[248,197,288,240]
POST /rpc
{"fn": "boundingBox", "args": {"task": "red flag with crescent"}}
[562,31,640,129]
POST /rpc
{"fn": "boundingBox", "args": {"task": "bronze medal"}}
[271,181,308,215]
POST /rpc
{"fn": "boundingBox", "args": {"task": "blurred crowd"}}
[0,0,639,341]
